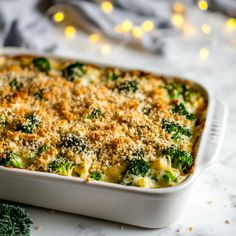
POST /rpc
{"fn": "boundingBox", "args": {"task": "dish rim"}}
[0,47,214,195]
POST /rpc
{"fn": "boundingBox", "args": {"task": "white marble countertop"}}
[1,2,236,235]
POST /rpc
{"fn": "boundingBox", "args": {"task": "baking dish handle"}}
[199,99,228,170]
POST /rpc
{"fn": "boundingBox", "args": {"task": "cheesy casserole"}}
[0,55,207,188]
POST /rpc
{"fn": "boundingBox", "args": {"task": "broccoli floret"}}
[162,119,191,141]
[142,107,151,116]
[48,156,74,175]
[117,80,138,93]
[127,159,150,177]
[161,171,177,184]
[90,171,102,180]
[0,204,33,236]
[162,146,193,173]
[172,103,195,120]
[0,151,25,169]
[16,114,41,134]
[34,88,46,100]
[0,115,7,129]
[62,62,85,81]
[33,57,51,73]
[107,72,119,81]
[9,79,23,91]
[88,109,102,119]
[165,83,198,102]
[61,134,87,153]
[37,145,48,155]
[165,83,184,99]
[132,148,145,159]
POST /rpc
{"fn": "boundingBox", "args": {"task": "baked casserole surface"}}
[0,55,207,188]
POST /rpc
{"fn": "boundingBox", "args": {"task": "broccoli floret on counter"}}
[162,119,191,141]
[90,171,102,180]
[172,103,195,120]
[33,57,51,73]
[161,171,177,184]
[127,159,150,177]
[16,114,41,134]
[48,156,74,175]
[88,109,102,119]
[0,203,33,236]
[162,146,193,173]
[62,62,85,81]
[117,80,138,93]
[0,151,25,169]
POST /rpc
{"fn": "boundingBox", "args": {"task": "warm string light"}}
[88,33,100,44]
[141,20,154,32]
[64,26,76,39]
[101,44,111,55]
[172,2,185,15]
[198,0,208,11]
[53,12,64,23]
[121,20,133,32]
[132,26,143,38]
[172,14,184,28]
[101,1,113,14]
[201,24,211,34]
[199,47,209,59]
[226,18,236,31]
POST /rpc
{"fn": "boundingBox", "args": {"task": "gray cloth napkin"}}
[0,0,235,54]
[52,0,176,53]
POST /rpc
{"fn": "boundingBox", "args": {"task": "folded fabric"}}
[51,0,176,53]
[208,0,236,17]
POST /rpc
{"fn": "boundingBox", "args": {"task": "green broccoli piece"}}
[61,134,87,153]
[37,145,48,155]
[88,109,102,119]
[34,88,46,100]
[9,79,23,91]
[90,172,102,180]
[0,115,7,129]
[161,171,177,184]
[48,156,74,175]
[142,107,151,116]
[33,57,51,73]
[16,114,41,134]
[0,151,25,169]
[164,83,184,99]
[132,148,145,159]
[127,159,150,177]
[162,119,191,141]
[117,80,138,93]
[162,146,193,173]
[107,72,119,81]
[172,103,195,120]
[0,203,33,236]
[62,62,85,81]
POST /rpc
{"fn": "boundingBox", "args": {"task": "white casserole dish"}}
[0,48,228,228]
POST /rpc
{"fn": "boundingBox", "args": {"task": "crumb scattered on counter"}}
[188,226,193,232]
[34,225,42,230]
[225,219,230,224]
[207,200,213,205]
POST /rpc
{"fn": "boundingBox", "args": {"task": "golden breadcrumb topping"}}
[0,55,207,188]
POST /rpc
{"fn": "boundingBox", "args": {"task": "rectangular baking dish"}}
[0,48,228,228]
